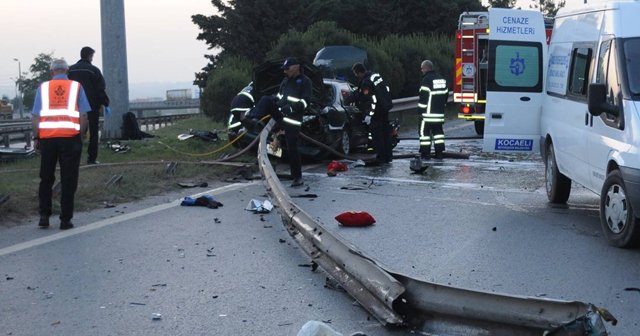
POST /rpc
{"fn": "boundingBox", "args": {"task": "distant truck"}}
[166,89,193,101]
[0,99,13,120]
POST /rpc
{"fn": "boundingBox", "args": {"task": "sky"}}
[0,0,214,99]
[0,0,589,101]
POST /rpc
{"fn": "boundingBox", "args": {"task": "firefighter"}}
[32,59,91,230]
[228,83,255,134]
[350,63,394,164]
[243,57,312,187]
[418,60,448,160]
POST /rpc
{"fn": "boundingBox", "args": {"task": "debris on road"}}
[409,156,429,173]
[180,195,223,209]
[177,182,209,188]
[291,194,318,198]
[335,211,375,227]
[151,313,162,320]
[245,199,273,213]
[327,160,348,177]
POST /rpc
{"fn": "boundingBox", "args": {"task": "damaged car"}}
[227,59,399,160]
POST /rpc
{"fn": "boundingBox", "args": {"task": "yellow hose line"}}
[157,115,271,157]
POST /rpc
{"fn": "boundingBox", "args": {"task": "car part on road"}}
[257,118,614,334]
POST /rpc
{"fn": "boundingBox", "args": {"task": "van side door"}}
[542,43,595,188]
[482,8,547,153]
[588,38,628,190]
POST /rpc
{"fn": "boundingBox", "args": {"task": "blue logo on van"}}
[495,138,533,151]
[510,52,526,76]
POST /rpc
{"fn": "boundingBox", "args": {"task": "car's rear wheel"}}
[338,128,350,155]
[600,170,640,248]
[545,143,571,203]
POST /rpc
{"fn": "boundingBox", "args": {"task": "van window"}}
[488,41,543,92]
[595,39,624,129]
[568,48,592,96]
[623,38,640,96]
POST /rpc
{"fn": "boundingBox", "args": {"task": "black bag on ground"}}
[121,112,154,140]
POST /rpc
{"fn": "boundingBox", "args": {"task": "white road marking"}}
[0,183,253,257]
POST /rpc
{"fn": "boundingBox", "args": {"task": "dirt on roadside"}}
[0,160,260,228]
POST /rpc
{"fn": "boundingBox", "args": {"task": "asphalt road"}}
[1,119,639,336]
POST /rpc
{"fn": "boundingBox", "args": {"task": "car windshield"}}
[623,38,640,96]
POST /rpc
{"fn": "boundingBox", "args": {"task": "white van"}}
[484,1,640,248]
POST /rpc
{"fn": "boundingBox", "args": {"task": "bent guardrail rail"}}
[256,119,613,334]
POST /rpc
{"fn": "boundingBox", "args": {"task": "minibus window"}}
[487,41,543,93]
[623,38,640,96]
[596,40,611,86]
[568,48,592,96]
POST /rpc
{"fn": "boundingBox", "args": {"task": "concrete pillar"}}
[100,0,129,139]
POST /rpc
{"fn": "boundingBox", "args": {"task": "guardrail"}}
[256,118,612,334]
[0,113,199,148]
[0,92,447,149]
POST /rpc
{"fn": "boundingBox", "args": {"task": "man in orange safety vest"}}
[31,59,91,230]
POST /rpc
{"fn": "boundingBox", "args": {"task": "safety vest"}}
[38,80,81,138]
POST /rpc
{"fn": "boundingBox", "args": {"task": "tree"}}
[529,0,565,17]
[17,52,54,111]
[192,0,317,85]
[488,0,517,8]
[191,0,485,87]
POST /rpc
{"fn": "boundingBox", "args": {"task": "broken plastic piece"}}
[245,199,273,213]
[335,211,375,227]
[351,160,366,167]
[151,313,162,320]
[297,320,343,336]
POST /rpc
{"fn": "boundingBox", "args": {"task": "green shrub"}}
[200,56,253,121]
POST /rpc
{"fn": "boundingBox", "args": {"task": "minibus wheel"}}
[474,120,484,135]
[600,170,640,248]
[545,143,571,203]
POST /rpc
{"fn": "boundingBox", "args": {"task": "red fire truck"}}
[453,11,553,135]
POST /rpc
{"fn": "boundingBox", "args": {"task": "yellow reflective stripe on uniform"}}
[283,117,301,127]
[422,113,444,118]
[287,96,307,109]
[239,91,254,103]
[39,121,81,130]
[420,86,431,92]
[418,103,427,108]
[231,107,251,112]
[228,122,241,129]
[276,93,283,99]
[370,73,383,86]
[431,90,449,95]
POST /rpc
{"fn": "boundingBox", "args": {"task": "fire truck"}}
[453,11,553,135]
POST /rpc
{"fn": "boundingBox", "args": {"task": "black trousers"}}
[419,122,445,156]
[371,111,393,162]
[39,135,82,222]
[86,110,99,162]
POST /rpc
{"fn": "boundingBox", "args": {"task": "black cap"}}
[281,57,300,69]
[81,46,95,60]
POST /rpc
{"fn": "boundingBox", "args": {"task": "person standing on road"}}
[32,59,91,230]
[68,46,110,165]
[242,57,312,187]
[417,60,448,160]
[350,63,394,164]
